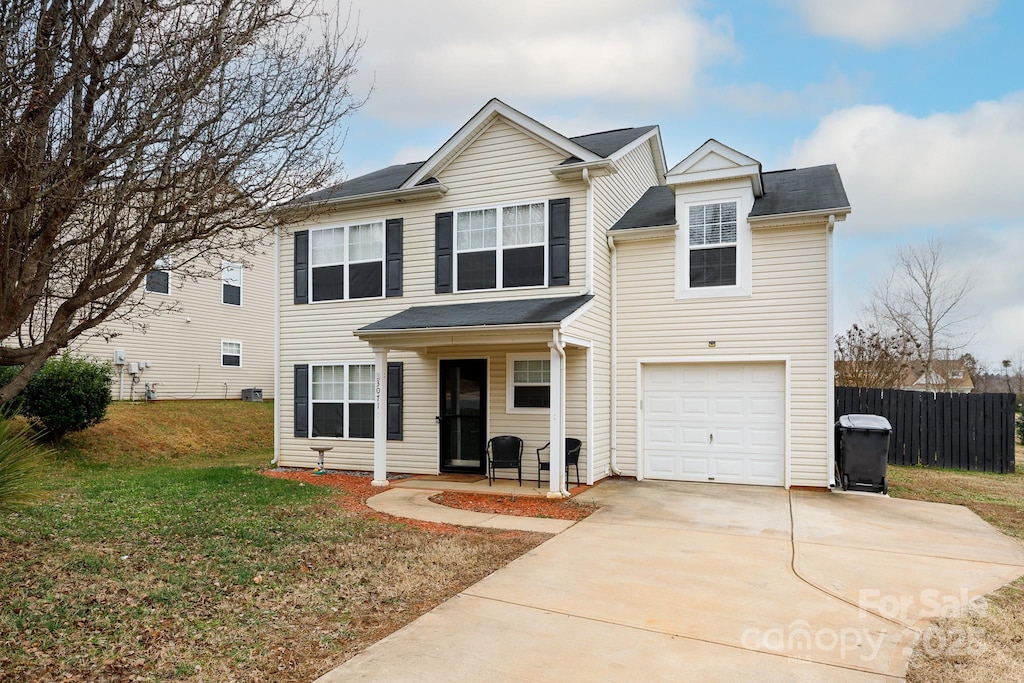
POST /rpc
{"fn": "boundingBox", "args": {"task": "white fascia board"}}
[355,322,560,346]
[609,126,668,180]
[748,206,851,229]
[666,163,763,193]
[608,224,679,242]
[270,183,448,218]
[549,159,617,180]
[404,99,602,188]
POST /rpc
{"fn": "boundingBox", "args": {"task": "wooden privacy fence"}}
[835,387,1017,473]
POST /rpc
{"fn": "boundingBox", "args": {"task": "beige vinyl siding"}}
[279,118,591,472]
[71,243,275,400]
[564,141,662,480]
[614,224,831,488]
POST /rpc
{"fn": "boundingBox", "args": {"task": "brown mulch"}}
[428,490,596,521]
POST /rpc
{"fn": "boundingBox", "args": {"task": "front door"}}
[439,359,487,474]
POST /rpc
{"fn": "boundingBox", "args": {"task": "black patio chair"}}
[537,438,583,487]
[486,435,523,486]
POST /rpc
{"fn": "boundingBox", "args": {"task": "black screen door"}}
[439,359,487,474]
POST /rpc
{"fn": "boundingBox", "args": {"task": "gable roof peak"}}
[666,138,764,196]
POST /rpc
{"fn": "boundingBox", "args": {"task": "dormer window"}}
[688,202,737,288]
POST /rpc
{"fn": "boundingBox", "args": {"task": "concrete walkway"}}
[319,480,1024,682]
[366,487,576,534]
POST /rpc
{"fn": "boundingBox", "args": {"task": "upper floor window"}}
[688,202,737,288]
[455,202,546,291]
[310,222,384,301]
[222,261,242,306]
[221,340,242,367]
[145,257,171,295]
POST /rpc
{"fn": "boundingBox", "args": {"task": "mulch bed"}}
[264,469,597,526]
[428,491,596,521]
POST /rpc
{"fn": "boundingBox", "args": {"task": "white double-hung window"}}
[310,222,384,301]
[310,363,375,438]
[455,202,546,291]
[687,202,738,288]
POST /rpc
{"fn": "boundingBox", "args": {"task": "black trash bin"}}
[835,414,892,494]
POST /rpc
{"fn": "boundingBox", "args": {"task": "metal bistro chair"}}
[486,435,524,486]
[537,438,583,487]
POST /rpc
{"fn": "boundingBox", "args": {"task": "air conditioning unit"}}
[241,388,263,402]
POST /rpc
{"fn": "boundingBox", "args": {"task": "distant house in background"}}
[71,243,275,401]
[901,360,974,394]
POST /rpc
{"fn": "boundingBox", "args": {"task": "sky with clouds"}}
[326,0,1022,367]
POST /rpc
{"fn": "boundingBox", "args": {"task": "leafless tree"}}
[0,0,363,402]
[834,324,918,388]
[870,238,973,391]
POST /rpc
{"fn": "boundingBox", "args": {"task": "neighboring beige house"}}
[273,99,850,493]
[901,360,974,393]
[72,243,276,401]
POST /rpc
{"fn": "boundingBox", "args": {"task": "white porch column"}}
[547,339,564,497]
[372,348,389,487]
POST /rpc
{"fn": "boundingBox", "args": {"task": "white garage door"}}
[643,363,785,486]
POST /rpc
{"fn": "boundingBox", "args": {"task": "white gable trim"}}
[403,99,601,188]
[609,126,669,181]
[666,139,763,196]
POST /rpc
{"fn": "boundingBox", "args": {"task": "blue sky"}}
[327,0,1023,367]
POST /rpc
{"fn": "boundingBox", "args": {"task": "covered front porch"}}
[356,295,595,498]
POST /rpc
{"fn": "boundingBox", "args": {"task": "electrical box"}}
[128,362,139,374]
[140,360,151,369]
[113,349,127,365]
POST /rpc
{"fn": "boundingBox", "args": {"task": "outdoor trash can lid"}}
[838,414,892,432]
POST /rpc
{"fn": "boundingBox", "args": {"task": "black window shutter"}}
[548,198,570,286]
[435,212,453,293]
[294,230,309,304]
[387,361,403,441]
[386,218,403,297]
[294,364,309,437]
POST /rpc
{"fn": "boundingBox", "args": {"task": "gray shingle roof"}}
[749,165,849,217]
[610,186,675,230]
[287,162,425,206]
[359,295,593,332]
[612,164,850,230]
[569,126,657,158]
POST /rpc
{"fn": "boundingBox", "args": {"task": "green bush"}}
[3,355,113,441]
[0,414,47,511]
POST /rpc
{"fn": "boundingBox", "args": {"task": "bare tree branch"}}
[1,0,364,402]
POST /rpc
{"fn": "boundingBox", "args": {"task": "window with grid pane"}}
[512,358,550,409]
[310,363,376,438]
[310,222,384,301]
[688,202,737,288]
[221,340,241,367]
[455,202,545,290]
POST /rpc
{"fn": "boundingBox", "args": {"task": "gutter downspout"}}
[582,168,594,295]
[607,234,622,476]
[552,329,570,498]
[825,214,836,487]
[272,225,281,466]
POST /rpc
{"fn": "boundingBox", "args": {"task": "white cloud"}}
[713,74,862,118]
[341,0,735,125]
[789,0,995,48]
[786,93,1024,233]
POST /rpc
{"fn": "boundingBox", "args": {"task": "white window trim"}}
[221,340,242,368]
[308,361,376,440]
[308,221,386,304]
[453,199,549,293]
[506,353,551,413]
[221,260,243,307]
[675,191,752,300]
[145,256,172,296]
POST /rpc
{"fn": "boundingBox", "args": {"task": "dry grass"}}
[891,439,1024,682]
[0,402,546,682]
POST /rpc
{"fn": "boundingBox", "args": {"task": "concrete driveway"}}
[317,480,1024,682]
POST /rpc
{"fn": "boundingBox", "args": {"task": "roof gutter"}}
[270,182,449,217]
[748,205,851,228]
[549,159,617,180]
[355,321,561,341]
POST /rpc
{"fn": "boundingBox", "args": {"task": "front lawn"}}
[890,444,1024,682]
[0,401,544,681]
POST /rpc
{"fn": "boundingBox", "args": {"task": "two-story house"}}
[71,237,276,401]
[274,99,849,494]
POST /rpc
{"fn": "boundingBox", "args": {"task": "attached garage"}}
[642,362,787,486]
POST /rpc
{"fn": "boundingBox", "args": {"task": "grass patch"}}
[893,441,1024,682]
[0,402,544,681]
